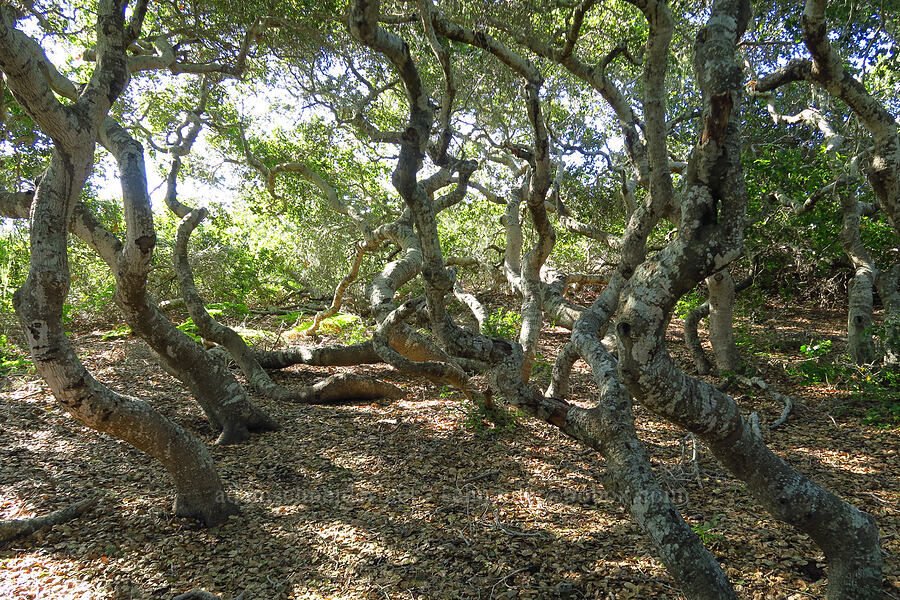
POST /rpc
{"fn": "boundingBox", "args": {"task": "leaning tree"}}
[0,0,276,526]
[2,0,896,597]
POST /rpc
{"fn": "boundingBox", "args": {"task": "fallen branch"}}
[284,372,405,403]
[0,497,97,544]
[251,341,382,369]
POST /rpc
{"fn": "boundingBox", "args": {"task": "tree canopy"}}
[1,0,899,598]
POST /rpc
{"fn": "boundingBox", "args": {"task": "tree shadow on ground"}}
[3,328,898,599]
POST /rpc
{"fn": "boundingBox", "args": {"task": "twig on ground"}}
[488,565,533,599]
[0,497,97,545]
[679,433,703,489]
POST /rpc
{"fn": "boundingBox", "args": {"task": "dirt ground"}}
[1,303,898,599]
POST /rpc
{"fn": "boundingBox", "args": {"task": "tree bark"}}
[875,265,900,364]
[707,269,739,372]
[617,1,882,597]
[840,193,878,364]
[174,207,404,404]
[101,123,277,444]
[357,4,738,596]
[757,0,900,365]
[0,1,239,526]
[684,298,714,375]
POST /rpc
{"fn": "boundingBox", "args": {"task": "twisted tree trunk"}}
[352,3,737,597]
[173,208,403,404]
[875,265,900,364]
[757,0,900,365]
[0,2,238,525]
[684,275,751,374]
[617,1,882,596]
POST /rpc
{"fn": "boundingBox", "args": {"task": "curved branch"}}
[176,209,401,405]
[304,241,374,337]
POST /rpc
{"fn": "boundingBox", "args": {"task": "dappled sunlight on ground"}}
[1,304,898,599]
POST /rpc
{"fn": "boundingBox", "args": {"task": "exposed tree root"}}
[737,375,794,430]
[0,497,97,545]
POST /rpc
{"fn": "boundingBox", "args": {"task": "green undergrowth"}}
[483,308,522,340]
[446,388,525,437]
[289,312,370,344]
[733,323,900,428]
[1,334,31,377]
[98,306,371,348]
[780,339,899,429]
[846,366,900,429]
[691,514,726,548]
[174,317,276,344]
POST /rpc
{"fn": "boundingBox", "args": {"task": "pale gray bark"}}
[876,265,900,364]
[252,341,382,369]
[451,269,487,333]
[684,301,713,375]
[762,0,900,365]
[757,0,900,364]
[501,190,524,292]
[683,275,751,375]
[351,2,504,390]
[365,220,474,382]
[707,270,739,372]
[0,1,238,525]
[493,284,736,599]
[430,16,559,380]
[103,122,277,444]
[517,84,555,380]
[492,18,650,189]
[1,12,276,445]
[545,340,579,399]
[352,3,738,597]
[616,2,882,597]
[148,93,405,406]
[540,266,585,330]
[840,193,878,364]
[5,164,277,445]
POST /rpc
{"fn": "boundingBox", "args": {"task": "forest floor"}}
[1,299,899,600]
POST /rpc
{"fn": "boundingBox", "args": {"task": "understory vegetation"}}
[2,0,900,598]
